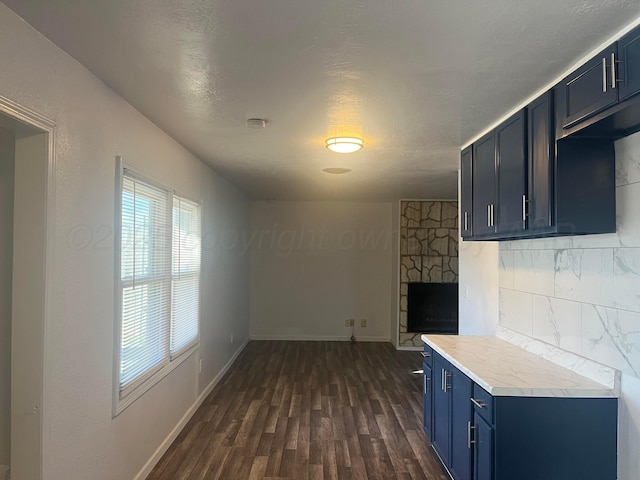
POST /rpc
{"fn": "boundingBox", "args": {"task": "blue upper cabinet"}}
[460,146,473,238]
[471,131,496,237]
[527,92,554,231]
[556,45,618,131]
[495,110,527,236]
[555,23,640,138]
[619,26,640,101]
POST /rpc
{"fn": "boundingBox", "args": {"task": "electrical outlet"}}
[199,359,203,373]
[360,319,367,327]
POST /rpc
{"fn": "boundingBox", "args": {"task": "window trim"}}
[112,157,201,417]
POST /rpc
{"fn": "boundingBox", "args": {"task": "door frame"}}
[0,94,55,478]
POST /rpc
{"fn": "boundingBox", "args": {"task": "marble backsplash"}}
[499,131,640,379]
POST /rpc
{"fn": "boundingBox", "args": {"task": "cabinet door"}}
[472,131,496,236]
[423,362,433,439]
[557,45,618,129]
[460,146,473,238]
[495,110,527,235]
[474,412,493,480]
[618,26,640,101]
[432,354,450,465]
[449,367,472,480]
[527,92,554,230]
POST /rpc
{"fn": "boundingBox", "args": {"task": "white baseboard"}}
[249,334,390,342]
[133,338,250,480]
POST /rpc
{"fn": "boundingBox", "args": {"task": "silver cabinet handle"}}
[421,351,430,358]
[522,194,528,229]
[612,52,617,89]
[443,371,451,392]
[467,421,476,448]
[471,397,487,409]
[464,211,469,231]
[441,368,445,392]
[490,204,494,227]
[487,204,491,227]
[603,57,608,93]
[424,374,430,395]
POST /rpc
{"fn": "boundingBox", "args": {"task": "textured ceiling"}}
[4,0,640,201]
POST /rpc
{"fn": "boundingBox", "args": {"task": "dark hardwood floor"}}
[146,341,448,480]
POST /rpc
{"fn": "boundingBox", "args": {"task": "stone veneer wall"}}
[399,201,459,347]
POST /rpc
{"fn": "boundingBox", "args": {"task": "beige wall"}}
[250,201,393,342]
[0,4,250,479]
[0,127,14,467]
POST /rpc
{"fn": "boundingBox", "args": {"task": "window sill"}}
[113,342,199,417]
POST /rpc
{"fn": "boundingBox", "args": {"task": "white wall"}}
[458,168,499,336]
[497,131,640,480]
[0,127,14,467]
[390,201,400,346]
[250,201,393,342]
[0,4,250,480]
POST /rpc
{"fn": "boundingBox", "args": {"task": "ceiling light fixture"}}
[325,137,364,153]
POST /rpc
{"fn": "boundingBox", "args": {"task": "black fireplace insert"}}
[407,282,458,334]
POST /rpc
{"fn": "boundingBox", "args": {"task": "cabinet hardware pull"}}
[441,368,445,392]
[467,421,476,449]
[424,375,430,394]
[421,351,430,358]
[603,57,608,93]
[471,397,487,409]
[522,194,528,229]
[611,52,623,87]
[487,204,491,227]
[464,211,469,231]
[490,204,494,227]
[443,371,451,392]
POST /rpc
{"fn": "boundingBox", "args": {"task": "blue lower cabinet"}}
[432,354,450,465]
[492,396,617,480]
[473,412,493,480]
[449,368,472,480]
[424,347,618,480]
[423,362,433,438]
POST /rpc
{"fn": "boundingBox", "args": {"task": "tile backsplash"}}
[499,132,640,379]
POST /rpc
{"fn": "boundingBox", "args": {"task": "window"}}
[115,167,201,411]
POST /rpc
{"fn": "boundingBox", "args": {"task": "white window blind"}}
[117,170,201,403]
[171,195,201,356]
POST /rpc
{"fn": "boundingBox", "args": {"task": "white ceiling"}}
[4,0,640,201]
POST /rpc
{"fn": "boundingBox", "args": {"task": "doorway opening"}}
[0,99,54,480]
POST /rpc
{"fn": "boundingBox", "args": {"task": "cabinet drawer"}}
[421,344,434,367]
[471,384,493,425]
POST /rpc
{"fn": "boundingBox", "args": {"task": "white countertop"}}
[421,335,617,398]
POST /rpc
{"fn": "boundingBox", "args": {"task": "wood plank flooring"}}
[146,341,448,480]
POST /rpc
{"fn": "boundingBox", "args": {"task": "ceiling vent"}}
[247,118,267,129]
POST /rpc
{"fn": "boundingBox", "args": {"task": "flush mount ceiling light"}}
[325,137,364,153]
[322,167,352,174]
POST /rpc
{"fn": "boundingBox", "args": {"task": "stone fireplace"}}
[399,201,458,347]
